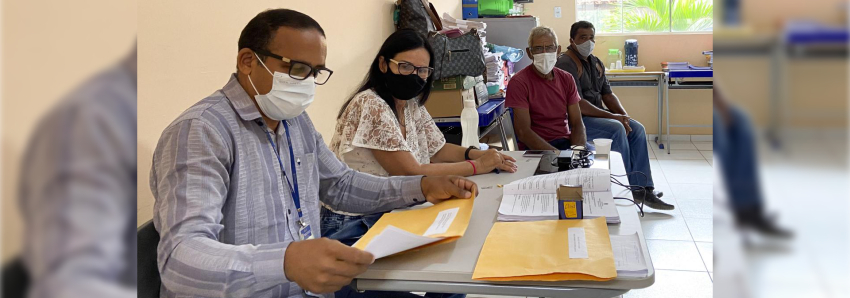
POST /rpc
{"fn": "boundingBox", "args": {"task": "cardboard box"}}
[432,75,483,91]
[557,185,584,220]
[425,88,476,118]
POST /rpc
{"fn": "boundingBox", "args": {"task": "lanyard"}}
[263,120,304,219]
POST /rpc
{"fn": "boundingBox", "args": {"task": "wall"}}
[524,0,713,135]
[137,0,462,225]
[1,0,137,262]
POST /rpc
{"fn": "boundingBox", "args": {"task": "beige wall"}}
[524,0,714,135]
[1,0,137,262]
[137,1,462,225]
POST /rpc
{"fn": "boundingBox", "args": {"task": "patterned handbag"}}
[428,28,486,79]
[397,0,442,38]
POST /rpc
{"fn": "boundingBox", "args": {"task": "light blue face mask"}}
[248,52,315,120]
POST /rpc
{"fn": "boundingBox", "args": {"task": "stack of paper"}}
[666,62,690,70]
[505,168,611,193]
[496,191,620,223]
[610,233,649,278]
[353,195,474,259]
[497,193,559,221]
[472,217,617,281]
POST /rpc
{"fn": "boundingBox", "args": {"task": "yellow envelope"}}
[472,217,616,282]
[353,192,475,257]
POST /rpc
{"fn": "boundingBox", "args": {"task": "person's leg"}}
[625,119,654,187]
[582,116,632,173]
[320,207,371,247]
[548,138,572,150]
[721,107,762,211]
[715,106,791,237]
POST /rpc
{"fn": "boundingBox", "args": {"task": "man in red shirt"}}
[507,26,586,150]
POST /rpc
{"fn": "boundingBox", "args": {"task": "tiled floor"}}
[467,138,715,298]
[624,139,714,298]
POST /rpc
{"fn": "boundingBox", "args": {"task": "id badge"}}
[298,221,314,240]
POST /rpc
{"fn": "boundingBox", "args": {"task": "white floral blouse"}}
[330,89,446,177]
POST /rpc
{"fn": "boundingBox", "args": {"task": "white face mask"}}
[532,52,558,75]
[248,52,316,121]
[575,40,595,58]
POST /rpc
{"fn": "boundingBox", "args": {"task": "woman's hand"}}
[473,149,517,174]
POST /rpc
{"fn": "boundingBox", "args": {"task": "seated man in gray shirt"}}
[555,21,673,210]
[150,9,477,297]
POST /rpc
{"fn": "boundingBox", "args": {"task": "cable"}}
[610,171,651,217]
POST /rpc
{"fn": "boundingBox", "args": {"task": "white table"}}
[352,151,656,298]
[606,71,666,150]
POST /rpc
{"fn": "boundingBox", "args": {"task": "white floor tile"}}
[657,159,712,173]
[695,242,713,272]
[684,217,713,243]
[648,160,667,184]
[646,145,656,160]
[652,149,707,160]
[668,142,698,150]
[661,169,713,184]
[690,135,713,142]
[678,200,713,219]
[692,142,713,151]
[669,183,713,201]
[623,270,713,298]
[646,240,707,271]
[699,150,713,161]
[640,212,693,241]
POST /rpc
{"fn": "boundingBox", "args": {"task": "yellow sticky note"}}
[563,201,577,218]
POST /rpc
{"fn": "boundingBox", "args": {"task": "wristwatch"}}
[464,146,476,160]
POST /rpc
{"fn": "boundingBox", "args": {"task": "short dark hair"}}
[570,21,595,39]
[338,29,435,119]
[238,9,325,60]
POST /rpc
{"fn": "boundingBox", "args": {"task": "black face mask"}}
[384,67,427,100]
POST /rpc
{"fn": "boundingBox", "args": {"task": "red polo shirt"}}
[506,66,581,142]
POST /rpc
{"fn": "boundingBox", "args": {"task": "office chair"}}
[137,220,161,298]
[1,257,30,298]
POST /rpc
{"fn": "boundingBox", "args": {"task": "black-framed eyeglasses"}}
[529,45,559,55]
[389,59,434,79]
[253,49,334,85]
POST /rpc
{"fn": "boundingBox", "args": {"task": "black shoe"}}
[736,208,794,239]
[632,189,675,210]
[646,186,664,198]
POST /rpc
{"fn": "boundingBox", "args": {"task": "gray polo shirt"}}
[555,51,613,110]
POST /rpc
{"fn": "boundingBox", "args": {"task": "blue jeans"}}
[582,116,654,187]
[320,207,466,298]
[320,206,384,246]
[714,106,762,210]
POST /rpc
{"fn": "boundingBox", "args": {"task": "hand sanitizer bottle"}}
[460,94,479,148]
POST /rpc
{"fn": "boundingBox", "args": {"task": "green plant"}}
[613,0,713,32]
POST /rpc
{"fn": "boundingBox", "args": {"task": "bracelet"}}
[466,160,477,175]
[464,146,475,160]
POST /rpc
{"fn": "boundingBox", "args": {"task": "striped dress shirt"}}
[150,74,426,297]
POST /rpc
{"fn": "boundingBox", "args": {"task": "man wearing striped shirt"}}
[150,9,477,297]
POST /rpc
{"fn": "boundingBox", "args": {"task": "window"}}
[576,0,713,34]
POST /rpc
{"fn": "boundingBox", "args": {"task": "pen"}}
[494,168,500,174]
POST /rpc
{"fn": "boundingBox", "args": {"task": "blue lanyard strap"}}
[263,121,303,219]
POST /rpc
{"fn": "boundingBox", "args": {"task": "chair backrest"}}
[2,257,30,298]
[137,220,161,298]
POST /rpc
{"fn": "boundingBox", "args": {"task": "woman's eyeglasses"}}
[389,59,433,79]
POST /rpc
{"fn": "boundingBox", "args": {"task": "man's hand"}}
[284,238,375,294]
[421,176,478,204]
[612,114,632,134]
